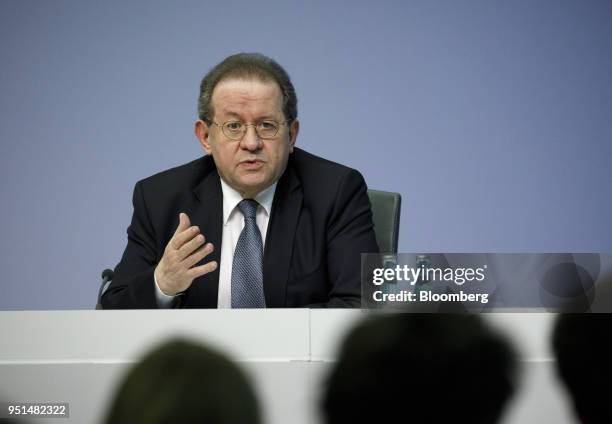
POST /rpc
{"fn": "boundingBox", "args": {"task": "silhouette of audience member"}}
[0,411,31,424]
[0,394,32,424]
[553,314,612,424]
[104,338,260,424]
[322,314,517,424]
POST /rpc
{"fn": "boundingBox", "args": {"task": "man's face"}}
[195,78,299,198]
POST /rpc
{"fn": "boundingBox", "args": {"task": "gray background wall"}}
[1,0,611,310]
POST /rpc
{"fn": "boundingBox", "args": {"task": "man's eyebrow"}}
[219,110,280,121]
[258,115,279,121]
[220,110,243,119]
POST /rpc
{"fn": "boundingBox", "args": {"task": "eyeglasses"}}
[212,120,290,141]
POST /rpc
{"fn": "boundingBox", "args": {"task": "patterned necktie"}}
[231,199,266,308]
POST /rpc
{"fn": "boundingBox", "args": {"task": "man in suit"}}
[101,53,378,309]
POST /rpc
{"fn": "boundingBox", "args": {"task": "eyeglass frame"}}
[211,119,292,141]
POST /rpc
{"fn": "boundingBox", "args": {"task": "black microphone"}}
[96,269,115,309]
[101,269,114,281]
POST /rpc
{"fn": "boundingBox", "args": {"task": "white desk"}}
[0,310,574,423]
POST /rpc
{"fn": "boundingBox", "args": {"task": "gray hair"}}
[198,53,298,124]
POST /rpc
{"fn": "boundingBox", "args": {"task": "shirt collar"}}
[220,177,277,225]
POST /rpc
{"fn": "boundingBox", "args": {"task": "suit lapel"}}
[188,167,223,308]
[263,164,302,307]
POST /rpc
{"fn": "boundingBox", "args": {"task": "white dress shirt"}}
[154,178,277,308]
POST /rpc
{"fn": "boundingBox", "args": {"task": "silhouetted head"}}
[553,314,612,424]
[322,313,517,424]
[104,338,260,424]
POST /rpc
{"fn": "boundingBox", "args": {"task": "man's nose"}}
[240,126,262,151]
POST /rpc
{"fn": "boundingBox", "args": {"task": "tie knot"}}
[238,199,259,219]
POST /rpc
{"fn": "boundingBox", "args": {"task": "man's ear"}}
[195,120,212,154]
[289,119,300,153]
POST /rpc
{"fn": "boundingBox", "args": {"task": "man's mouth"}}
[239,159,265,169]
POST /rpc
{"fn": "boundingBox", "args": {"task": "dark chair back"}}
[367,189,401,253]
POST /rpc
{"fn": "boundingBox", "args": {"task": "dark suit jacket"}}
[101,148,379,309]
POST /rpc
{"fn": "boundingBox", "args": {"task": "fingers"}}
[174,212,191,236]
[177,233,206,261]
[171,224,200,250]
[170,213,196,250]
[187,260,218,279]
[184,243,214,268]
[157,214,216,295]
